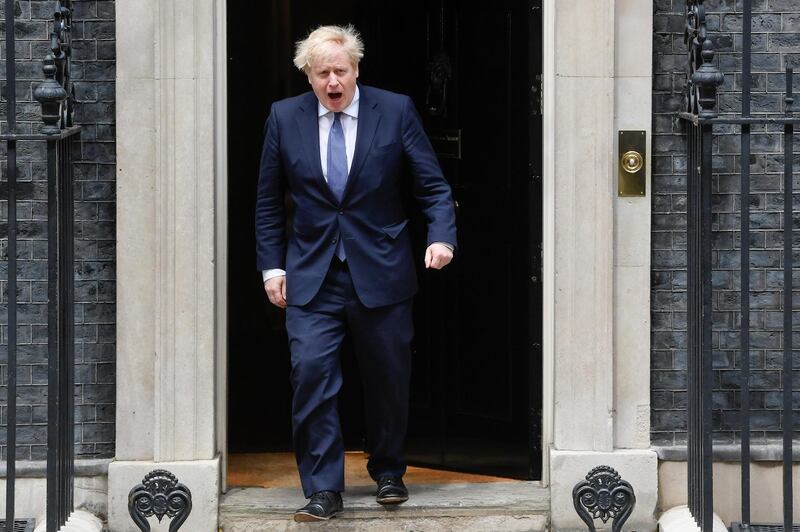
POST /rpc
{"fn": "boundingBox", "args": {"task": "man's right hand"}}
[264,275,287,309]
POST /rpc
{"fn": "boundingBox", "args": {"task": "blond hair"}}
[293,24,364,74]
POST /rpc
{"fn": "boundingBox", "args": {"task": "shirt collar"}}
[318,85,360,119]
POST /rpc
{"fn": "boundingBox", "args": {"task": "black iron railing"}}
[2,1,78,530]
[679,1,799,530]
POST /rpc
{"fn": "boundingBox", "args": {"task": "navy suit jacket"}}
[255,84,458,308]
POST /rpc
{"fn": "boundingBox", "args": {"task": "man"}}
[255,24,457,522]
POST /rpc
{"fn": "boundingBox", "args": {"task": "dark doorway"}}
[227,0,543,480]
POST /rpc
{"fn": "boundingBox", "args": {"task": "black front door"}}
[400,3,543,480]
[226,0,542,480]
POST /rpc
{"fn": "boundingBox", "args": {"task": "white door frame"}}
[214,0,229,493]
[211,0,557,490]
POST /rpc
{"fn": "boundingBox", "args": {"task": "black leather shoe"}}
[294,490,343,522]
[376,476,409,505]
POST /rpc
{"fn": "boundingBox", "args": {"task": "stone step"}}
[220,481,550,531]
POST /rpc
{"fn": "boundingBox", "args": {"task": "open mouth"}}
[328,92,343,101]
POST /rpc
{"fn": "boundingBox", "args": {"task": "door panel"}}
[402,1,542,479]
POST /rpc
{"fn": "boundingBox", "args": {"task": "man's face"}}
[307,43,359,113]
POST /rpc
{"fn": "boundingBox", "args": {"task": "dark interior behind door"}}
[226,0,543,480]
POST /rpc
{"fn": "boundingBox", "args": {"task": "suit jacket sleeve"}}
[255,104,287,271]
[400,96,458,249]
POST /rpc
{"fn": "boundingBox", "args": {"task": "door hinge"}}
[530,243,543,283]
[529,162,541,183]
[531,74,543,116]
[529,406,542,452]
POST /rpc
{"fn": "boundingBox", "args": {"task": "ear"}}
[355,65,359,79]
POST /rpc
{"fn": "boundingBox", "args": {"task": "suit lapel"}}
[295,93,338,205]
[343,86,380,202]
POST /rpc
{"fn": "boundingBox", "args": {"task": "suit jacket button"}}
[338,210,343,215]
[331,238,337,244]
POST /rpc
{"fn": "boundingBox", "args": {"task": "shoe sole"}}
[376,496,409,505]
[293,510,341,522]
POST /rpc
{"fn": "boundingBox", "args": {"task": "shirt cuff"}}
[263,269,286,282]
[432,242,455,251]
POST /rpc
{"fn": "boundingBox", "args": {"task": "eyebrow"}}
[315,63,349,71]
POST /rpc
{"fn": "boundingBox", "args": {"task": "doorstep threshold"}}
[220,480,549,519]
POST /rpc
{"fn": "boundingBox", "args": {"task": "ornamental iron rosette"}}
[128,469,193,532]
[572,465,636,532]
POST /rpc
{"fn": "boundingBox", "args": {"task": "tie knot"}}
[334,112,343,121]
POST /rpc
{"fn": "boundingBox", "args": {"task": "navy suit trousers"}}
[285,257,413,497]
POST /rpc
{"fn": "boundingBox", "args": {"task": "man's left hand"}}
[424,243,454,270]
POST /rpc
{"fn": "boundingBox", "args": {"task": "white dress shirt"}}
[319,88,359,179]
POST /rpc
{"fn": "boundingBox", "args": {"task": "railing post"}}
[683,2,723,531]
[739,1,752,525]
[4,0,18,527]
[699,120,714,532]
[782,66,794,532]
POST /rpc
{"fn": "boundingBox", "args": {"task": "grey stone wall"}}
[653,0,800,446]
[0,0,115,460]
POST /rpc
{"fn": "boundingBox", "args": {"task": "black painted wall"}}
[653,0,800,447]
[0,0,116,460]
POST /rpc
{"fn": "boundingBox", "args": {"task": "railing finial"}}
[33,53,66,135]
[694,38,724,119]
[32,1,73,134]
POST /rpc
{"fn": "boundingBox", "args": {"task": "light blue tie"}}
[327,112,347,260]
